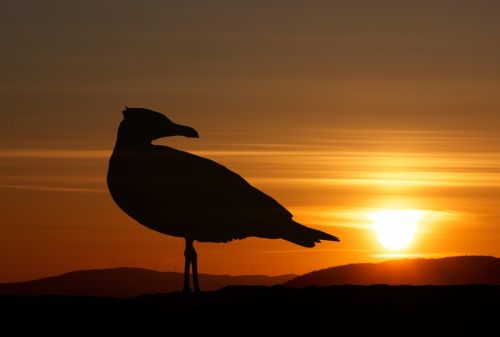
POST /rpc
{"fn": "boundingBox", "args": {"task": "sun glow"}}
[370,210,424,251]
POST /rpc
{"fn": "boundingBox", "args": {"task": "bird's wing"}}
[152,146,293,220]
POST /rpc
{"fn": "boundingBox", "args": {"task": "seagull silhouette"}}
[107,108,339,292]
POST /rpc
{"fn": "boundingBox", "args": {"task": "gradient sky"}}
[1,0,500,282]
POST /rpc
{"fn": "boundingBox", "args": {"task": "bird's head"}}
[117,107,199,145]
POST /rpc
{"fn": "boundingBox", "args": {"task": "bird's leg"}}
[189,241,200,292]
[183,238,192,293]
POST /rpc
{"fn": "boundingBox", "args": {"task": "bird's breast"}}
[107,148,195,234]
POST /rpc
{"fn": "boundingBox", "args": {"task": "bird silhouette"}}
[107,108,339,292]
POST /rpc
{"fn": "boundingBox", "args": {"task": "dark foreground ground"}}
[1,285,499,336]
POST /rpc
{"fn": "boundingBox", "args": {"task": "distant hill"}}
[0,268,295,298]
[2,256,497,298]
[285,256,500,287]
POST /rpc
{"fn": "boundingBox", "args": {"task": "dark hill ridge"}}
[1,285,499,336]
[0,268,295,298]
[1,256,497,298]
[285,255,500,287]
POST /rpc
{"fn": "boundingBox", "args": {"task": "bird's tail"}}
[285,221,340,248]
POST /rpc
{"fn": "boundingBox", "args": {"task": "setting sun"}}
[370,210,424,251]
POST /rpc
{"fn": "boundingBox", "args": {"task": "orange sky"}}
[1,1,500,281]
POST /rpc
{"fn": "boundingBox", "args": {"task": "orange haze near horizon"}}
[1,1,500,282]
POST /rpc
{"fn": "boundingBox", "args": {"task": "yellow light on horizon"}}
[370,209,424,251]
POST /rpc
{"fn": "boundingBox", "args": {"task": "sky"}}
[1,0,500,282]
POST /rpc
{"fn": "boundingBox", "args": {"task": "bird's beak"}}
[172,123,199,138]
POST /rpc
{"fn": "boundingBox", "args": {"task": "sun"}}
[369,209,424,251]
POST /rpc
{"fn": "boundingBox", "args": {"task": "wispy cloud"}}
[370,252,471,259]
[0,150,110,158]
[0,184,104,193]
[259,248,373,254]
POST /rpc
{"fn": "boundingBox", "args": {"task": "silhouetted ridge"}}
[285,256,500,287]
[2,285,499,336]
[0,268,295,298]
